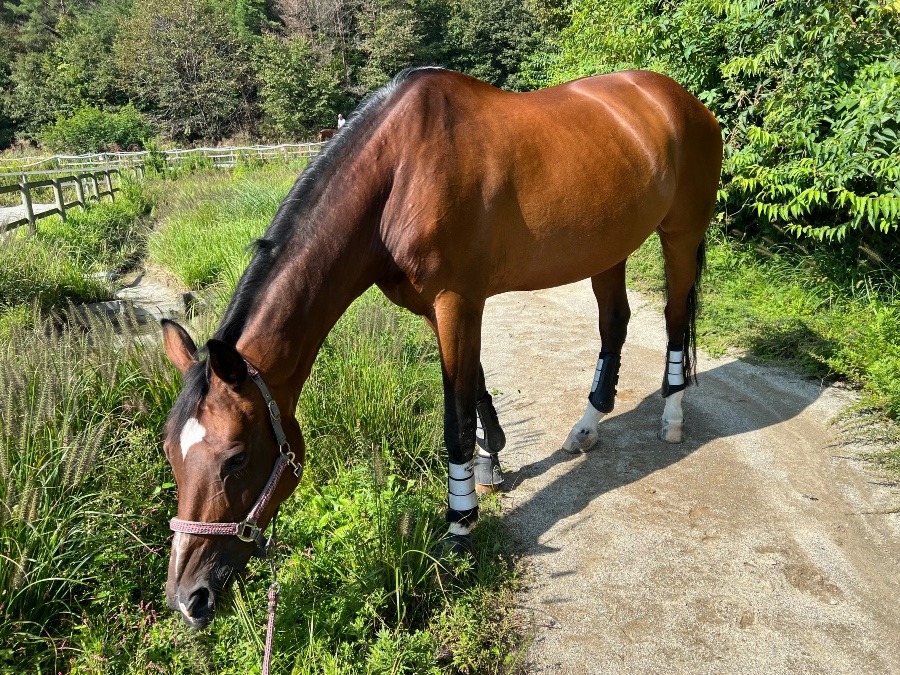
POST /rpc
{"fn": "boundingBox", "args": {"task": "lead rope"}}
[261,509,280,675]
[262,573,279,675]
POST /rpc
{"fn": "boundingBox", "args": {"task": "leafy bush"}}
[40,105,153,153]
[531,0,900,263]
[254,34,345,140]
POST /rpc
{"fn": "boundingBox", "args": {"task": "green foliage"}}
[532,0,900,265]
[443,0,542,91]
[254,34,345,139]
[40,105,153,153]
[629,230,900,425]
[0,310,182,671]
[355,0,424,91]
[2,2,125,140]
[148,167,299,288]
[114,0,254,142]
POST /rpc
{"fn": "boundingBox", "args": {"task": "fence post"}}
[104,171,114,200]
[91,173,100,200]
[74,176,85,207]
[19,174,35,235]
[52,178,66,222]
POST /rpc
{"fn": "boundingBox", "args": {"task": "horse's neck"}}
[235,168,388,396]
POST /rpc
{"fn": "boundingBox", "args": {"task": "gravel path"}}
[481,280,899,674]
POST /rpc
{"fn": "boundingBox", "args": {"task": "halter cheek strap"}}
[169,360,304,556]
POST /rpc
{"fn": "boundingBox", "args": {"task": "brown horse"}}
[318,128,336,141]
[161,67,722,628]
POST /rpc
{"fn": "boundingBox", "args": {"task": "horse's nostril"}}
[186,586,211,617]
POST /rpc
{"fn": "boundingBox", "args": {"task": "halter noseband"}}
[169,360,304,556]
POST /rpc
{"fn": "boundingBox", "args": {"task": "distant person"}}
[337,114,346,129]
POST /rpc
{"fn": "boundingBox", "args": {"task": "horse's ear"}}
[206,339,248,388]
[161,319,198,375]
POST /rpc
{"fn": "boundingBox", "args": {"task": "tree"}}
[443,0,541,90]
[254,33,345,138]
[354,0,422,91]
[114,0,254,141]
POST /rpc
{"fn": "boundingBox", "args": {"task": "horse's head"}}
[160,320,303,629]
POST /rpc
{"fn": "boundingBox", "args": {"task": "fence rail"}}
[0,142,324,235]
[0,143,324,174]
[0,167,136,235]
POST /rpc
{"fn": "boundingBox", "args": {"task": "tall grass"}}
[3,165,522,673]
[148,162,307,290]
[0,308,181,670]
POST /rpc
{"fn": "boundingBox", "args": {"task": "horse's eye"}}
[227,453,248,471]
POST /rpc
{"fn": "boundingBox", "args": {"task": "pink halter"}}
[169,360,303,553]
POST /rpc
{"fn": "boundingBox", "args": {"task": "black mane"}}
[167,67,445,436]
[214,66,443,346]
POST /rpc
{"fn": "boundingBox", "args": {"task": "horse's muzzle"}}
[168,583,216,629]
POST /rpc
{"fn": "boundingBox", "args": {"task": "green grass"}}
[2,164,523,674]
[148,162,307,290]
[0,180,153,332]
[628,228,900,473]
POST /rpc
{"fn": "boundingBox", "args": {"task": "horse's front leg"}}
[562,262,630,452]
[432,292,485,554]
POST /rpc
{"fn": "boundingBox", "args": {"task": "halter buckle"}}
[237,520,261,543]
[279,443,303,478]
[267,400,281,420]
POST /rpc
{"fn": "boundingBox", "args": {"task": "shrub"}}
[530,0,900,265]
[40,105,153,154]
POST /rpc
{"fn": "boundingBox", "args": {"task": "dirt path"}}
[481,280,900,674]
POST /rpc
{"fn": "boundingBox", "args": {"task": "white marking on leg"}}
[448,460,478,511]
[563,401,605,452]
[180,418,206,461]
[448,522,473,536]
[660,389,685,443]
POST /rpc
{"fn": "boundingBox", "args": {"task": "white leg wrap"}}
[448,460,478,511]
[667,350,684,388]
[660,389,685,443]
[562,401,605,453]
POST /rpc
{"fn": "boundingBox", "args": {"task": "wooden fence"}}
[0,143,323,172]
[0,166,139,235]
[0,143,324,235]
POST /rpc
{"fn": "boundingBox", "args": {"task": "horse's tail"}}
[683,236,706,386]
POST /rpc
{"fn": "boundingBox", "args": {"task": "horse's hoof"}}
[562,426,599,453]
[474,453,504,493]
[433,533,475,586]
[658,421,684,444]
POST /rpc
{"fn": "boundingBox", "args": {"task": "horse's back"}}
[379,69,721,296]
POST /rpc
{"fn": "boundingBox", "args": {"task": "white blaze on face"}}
[180,417,206,461]
[173,531,187,573]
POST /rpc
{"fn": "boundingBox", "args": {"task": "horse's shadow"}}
[496,358,833,554]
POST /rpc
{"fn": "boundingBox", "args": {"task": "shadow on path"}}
[499,358,830,554]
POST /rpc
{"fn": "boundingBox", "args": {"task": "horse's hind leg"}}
[562,261,630,453]
[658,229,706,443]
[474,364,506,493]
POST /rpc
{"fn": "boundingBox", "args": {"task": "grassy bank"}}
[2,165,522,673]
[628,229,900,473]
[0,180,153,333]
